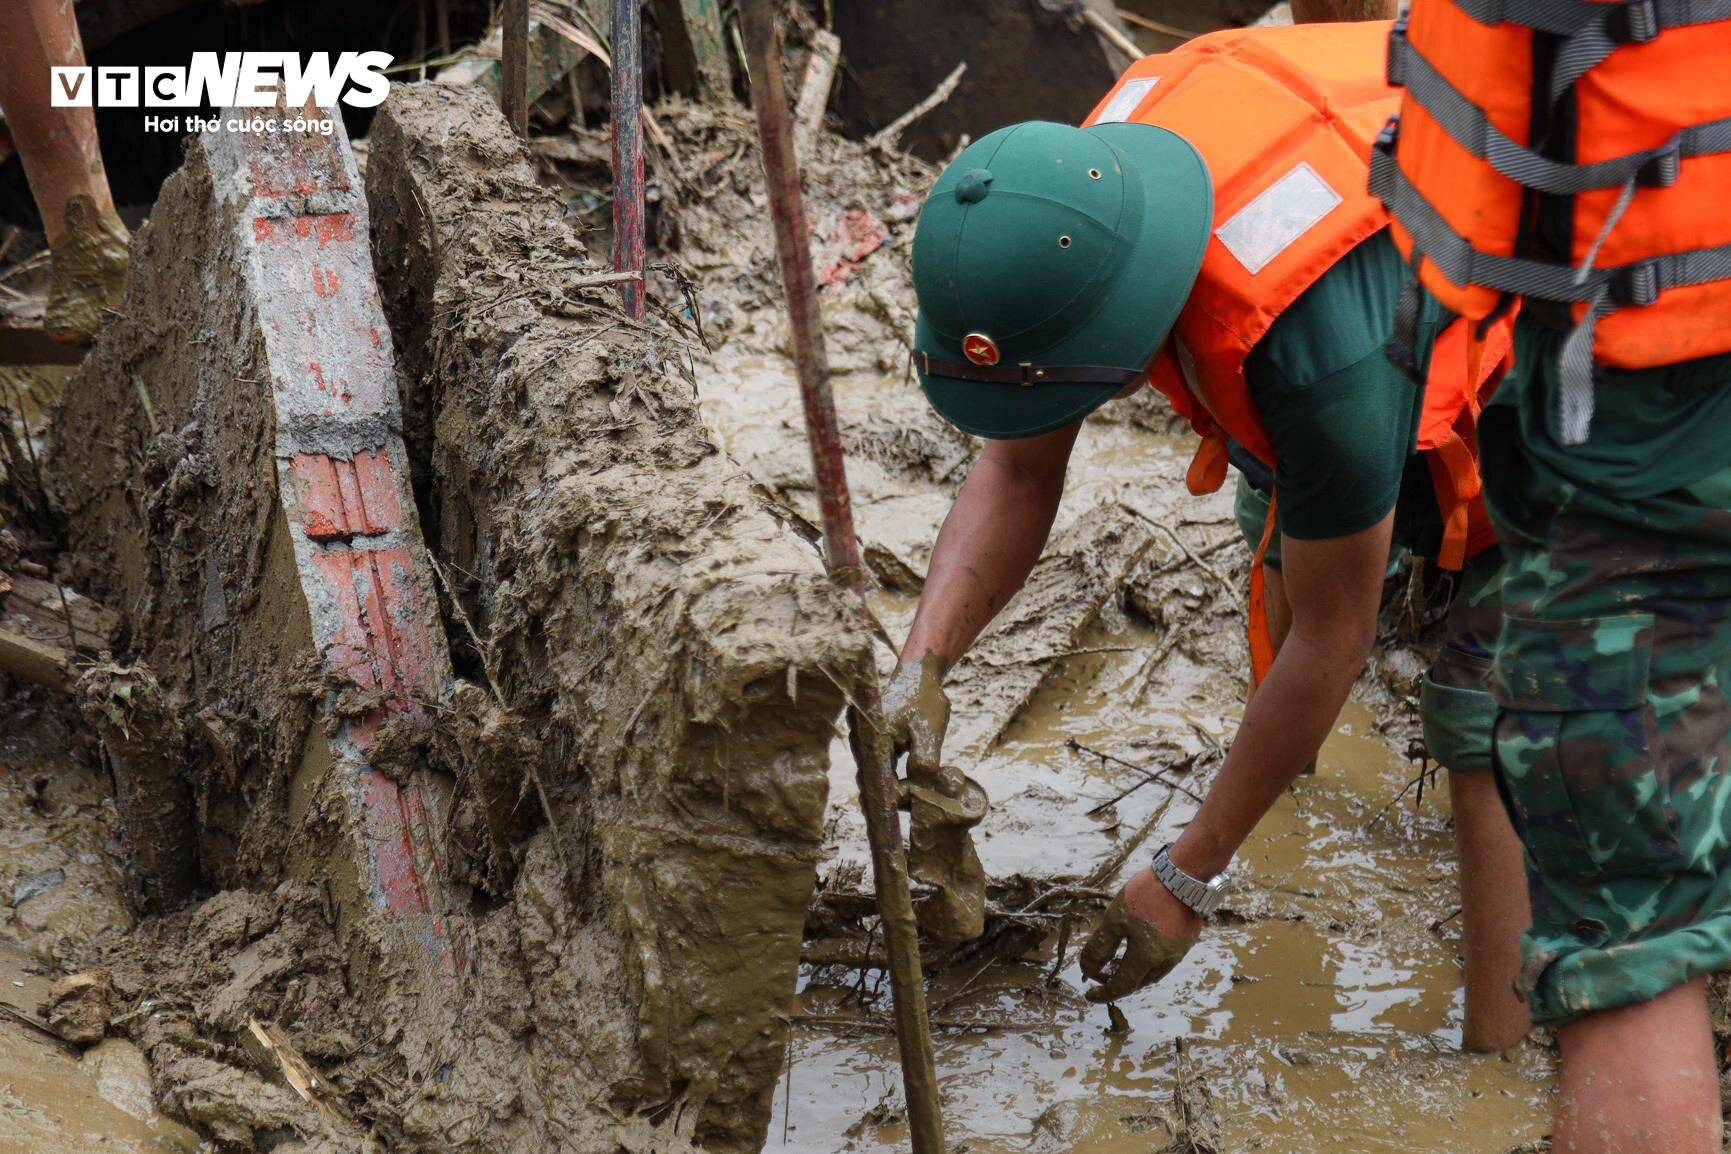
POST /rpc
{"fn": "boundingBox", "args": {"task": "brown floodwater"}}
[701,352,1554,1153]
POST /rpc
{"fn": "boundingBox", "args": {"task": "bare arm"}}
[899,422,1082,664]
[1080,510,1396,999]
[1170,510,1395,877]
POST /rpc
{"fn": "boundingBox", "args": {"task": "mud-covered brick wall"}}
[42,136,311,883]
[366,82,876,1151]
[43,107,476,1088]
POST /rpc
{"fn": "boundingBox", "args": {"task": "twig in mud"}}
[1083,748,1207,815]
[0,250,48,284]
[1048,914,1073,985]
[1148,534,1241,580]
[566,269,643,287]
[1076,5,1143,60]
[1131,629,1189,703]
[0,1001,80,1055]
[972,644,1139,669]
[425,552,577,900]
[1084,799,1174,890]
[1429,906,1462,934]
[1115,6,1202,39]
[796,1011,1046,1036]
[1069,738,1205,806]
[1124,501,1229,589]
[1367,758,1441,827]
[867,62,968,153]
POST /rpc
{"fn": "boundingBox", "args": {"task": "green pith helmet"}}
[911,120,1213,440]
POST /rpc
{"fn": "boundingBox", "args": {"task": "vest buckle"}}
[1637,145,1680,189]
[1386,18,1409,87]
[1609,0,1659,44]
[1610,260,1660,308]
[1375,113,1401,156]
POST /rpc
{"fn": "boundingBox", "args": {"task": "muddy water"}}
[699,354,1552,1152]
[784,643,1552,1153]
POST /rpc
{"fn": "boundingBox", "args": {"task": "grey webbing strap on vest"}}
[912,350,1142,387]
[1390,32,1731,196]
[1381,3,1731,444]
[1557,244,1731,441]
[1444,0,1731,104]
[1376,157,1731,442]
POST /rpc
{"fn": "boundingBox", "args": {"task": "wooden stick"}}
[794,28,841,154]
[501,0,530,136]
[1078,6,1143,61]
[611,0,647,320]
[867,61,966,153]
[1114,6,1201,39]
[737,1,945,1149]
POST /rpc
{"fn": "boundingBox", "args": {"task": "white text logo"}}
[50,52,393,109]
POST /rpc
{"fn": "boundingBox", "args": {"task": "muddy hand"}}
[884,653,988,943]
[1077,875,1199,1003]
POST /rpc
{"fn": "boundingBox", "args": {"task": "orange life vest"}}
[1376,0,1731,442]
[1085,23,1508,682]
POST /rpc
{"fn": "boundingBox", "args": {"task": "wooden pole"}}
[611,0,647,320]
[501,0,529,136]
[735,2,945,1150]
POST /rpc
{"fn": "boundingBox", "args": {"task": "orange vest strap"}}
[1187,432,1231,496]
[1248,490,1279,687]
[1426,430,1479,570]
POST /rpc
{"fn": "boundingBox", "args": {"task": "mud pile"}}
[36,79,876,1153]
[364,81,876,1150]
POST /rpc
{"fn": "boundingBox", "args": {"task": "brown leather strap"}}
[913,350,1142,387]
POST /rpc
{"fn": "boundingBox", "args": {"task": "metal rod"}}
[501,0,529,136]
[611,0,647,320]
[735,1,945,1150]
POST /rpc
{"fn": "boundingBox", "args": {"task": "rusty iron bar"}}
[735,1,945,1150]
[611,0,647,320]
[501,0,529,136]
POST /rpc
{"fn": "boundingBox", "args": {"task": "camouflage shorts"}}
[1233,473,1503,773]
[1479,320,1731,1025]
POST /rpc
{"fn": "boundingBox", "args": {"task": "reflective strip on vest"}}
[1215,163,1344,275]
[1096,77,1161,124]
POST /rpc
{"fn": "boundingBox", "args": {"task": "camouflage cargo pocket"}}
[1492,613,1682,877]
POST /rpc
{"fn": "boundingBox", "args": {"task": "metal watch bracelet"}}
[1150,843,1230,918]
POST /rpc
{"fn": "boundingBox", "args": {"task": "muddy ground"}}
[0,30,1717,1154]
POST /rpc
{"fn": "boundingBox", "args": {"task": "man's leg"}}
[1477,319,1731,1151]
[1449,769,1532,1050]
[1553,977,1721,1154]
[0,0,129,337]
[1425,552,1533,1051]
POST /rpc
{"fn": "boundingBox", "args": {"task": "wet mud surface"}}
[0,693,197,1153]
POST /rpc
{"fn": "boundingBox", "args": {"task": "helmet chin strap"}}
[913,350,1143,387]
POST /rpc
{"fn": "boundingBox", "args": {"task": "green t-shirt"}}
[1486,318,1731,502]
[1242,229,1442,541]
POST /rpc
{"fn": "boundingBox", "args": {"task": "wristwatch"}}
[1150,844,1230,917]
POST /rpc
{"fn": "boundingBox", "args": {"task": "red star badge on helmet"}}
[963,332,1000,366]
